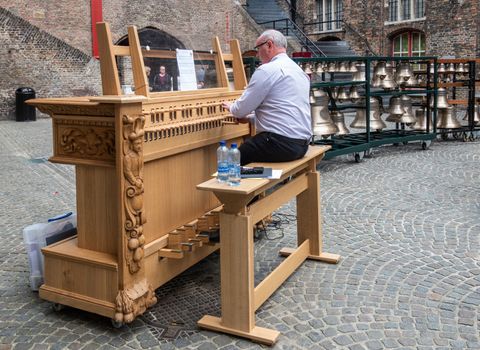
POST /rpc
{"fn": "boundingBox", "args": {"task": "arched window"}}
[392,31,425,57]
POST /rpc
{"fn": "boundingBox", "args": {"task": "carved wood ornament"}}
[61,127,115,157]
[122,114,146,274]
[114,279,157,324]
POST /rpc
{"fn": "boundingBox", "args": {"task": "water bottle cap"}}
[231,143,237,148]
[219,140,226,146]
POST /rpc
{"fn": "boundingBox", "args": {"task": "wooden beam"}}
[128,26,149,97]
[230,39,248,90]
[254,240,310,311]
[96,22,121,95]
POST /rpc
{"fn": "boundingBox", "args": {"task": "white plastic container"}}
[22,212,77,291]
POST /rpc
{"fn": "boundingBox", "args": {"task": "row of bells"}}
[432,87,480,128]
[301,60,470,77]
[433,62,469,75]
[310,89,480,137]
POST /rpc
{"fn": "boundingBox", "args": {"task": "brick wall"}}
[296,0,479,57]
[0,1,261,120]
[0,7,101,119]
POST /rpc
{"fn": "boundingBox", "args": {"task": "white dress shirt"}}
[230,53,312,140]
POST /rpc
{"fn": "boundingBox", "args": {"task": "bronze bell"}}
[386,96,404,122]
[410,107,432,131]
[371,74,383,88]
[315,62,325,74]
[326,62,336,72]
[431,88,450,109]
[437,63,446,74]
[329,86,338,99]
[349,85,361,103]
[350,97,387,130]
[338,61,349,72]
[309,90,317,104]
[395,62,413,85]
[462,104,480,125]
[349,61,359,73]
[330,110,349,135]
[352,71,365,82]
[373,61,388,80]
[311,95,338,137]
[404,73,419,87]
[380,63,397,90]
[437,106,462,129]
[397,95,416,124]
[336,87,349,101]
[303,63,313,74]
[446,63,455,74]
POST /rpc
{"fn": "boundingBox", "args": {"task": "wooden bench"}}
[196,145,340,345]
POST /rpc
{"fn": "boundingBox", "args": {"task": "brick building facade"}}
[0,1,261,119]
[296,0,479,58]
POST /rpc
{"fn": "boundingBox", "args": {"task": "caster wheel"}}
[354,152,364,163]
[403,141,409,145]
[364,149,373,158]
[441,133,449,141]
[52,303,64,312]
[111,319,124,329]
[453,132,460,140]
[463,133,468,142]
[421,140,431,150]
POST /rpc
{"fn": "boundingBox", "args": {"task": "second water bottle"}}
[228,143,241,186]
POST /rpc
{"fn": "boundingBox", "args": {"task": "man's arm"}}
[227,69,271,118]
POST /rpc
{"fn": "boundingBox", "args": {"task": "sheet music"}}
[176,49,198,91]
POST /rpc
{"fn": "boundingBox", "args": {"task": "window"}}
[392,31,425,57]
[388,0,425,22]
[317,0,343,32]
[392,31,425,70]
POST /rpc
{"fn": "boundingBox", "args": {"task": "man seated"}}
[222,30,312,166]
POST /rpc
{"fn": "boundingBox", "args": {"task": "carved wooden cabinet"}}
[29,22,250,325]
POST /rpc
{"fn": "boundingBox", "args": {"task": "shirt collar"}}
[270,53,288,62]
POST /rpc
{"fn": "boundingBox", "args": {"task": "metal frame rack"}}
[293,56,439,161]
[434,58,479,142]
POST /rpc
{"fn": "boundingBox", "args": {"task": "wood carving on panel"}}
[60,127,116,158]
[114,279,157,324]
[122,114,146,274]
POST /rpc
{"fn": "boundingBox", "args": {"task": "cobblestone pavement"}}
[1,119,479,350]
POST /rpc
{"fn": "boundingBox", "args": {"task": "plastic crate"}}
[22,212,77,291]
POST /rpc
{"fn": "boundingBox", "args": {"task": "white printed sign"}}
[176,49,197,91]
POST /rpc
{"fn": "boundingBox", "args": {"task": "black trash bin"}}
[15,87,36,122]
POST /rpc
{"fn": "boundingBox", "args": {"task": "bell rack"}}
[292,55,439,161]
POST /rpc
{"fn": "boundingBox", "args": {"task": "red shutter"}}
[91,0,103,58]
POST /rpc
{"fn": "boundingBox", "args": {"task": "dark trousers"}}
[239,132,310,166]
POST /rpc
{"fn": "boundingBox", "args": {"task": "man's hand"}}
[222,101,232,112]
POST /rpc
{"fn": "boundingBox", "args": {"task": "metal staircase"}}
[244,0,325,57]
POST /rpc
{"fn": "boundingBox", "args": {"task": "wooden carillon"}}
[28,22,250,325]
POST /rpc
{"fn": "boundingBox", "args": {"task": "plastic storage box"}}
[23,212,77,291]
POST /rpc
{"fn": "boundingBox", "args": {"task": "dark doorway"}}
[116,27,186,91]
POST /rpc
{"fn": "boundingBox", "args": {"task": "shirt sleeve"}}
[230,68,272,118]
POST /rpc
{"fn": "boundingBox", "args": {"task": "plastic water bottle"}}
[228,143,241,186]
[217,140,229,183]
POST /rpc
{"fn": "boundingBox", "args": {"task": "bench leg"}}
[282,171,340,263]
[198,212,280,345]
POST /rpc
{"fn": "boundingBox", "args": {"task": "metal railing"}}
[257,18,326,57]
[303,19,378,56]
